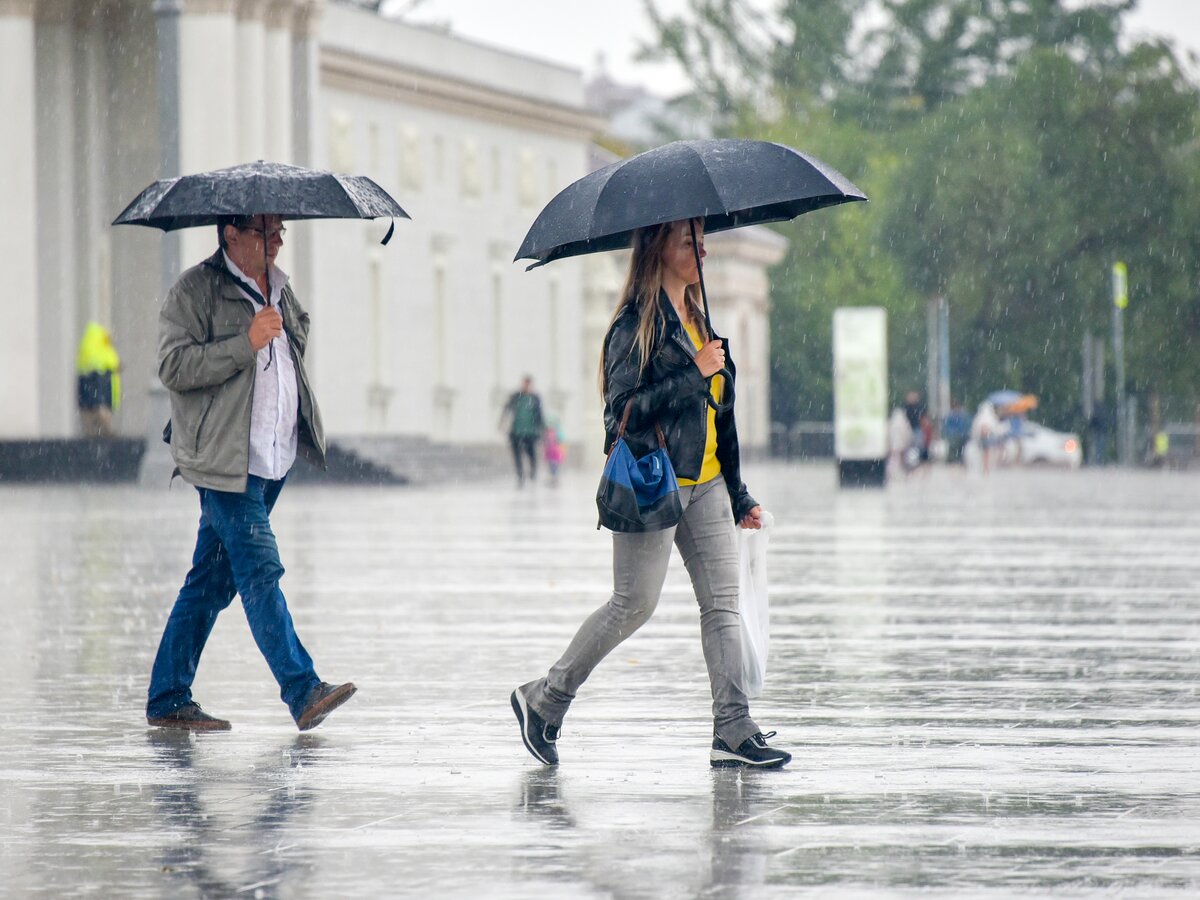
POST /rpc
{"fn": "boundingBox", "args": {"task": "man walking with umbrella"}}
[145,212,356,732]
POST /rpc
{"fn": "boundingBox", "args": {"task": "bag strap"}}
[616,397,666,448]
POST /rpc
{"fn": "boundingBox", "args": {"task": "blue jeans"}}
[147,475,320,722]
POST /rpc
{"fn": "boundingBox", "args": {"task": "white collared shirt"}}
[223,251,300,481]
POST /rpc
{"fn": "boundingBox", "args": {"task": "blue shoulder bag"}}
[596,398,683,533]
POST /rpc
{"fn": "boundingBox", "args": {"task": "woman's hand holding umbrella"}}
[694,339,726,377]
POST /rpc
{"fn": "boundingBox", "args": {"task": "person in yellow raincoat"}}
[76,322,121,436]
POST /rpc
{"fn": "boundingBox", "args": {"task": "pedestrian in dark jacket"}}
[511,218,791,769]
[500,375,545,486]
[146,213,356,733]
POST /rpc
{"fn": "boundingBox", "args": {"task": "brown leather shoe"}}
[147,702,231,731]
[296,682,357,731]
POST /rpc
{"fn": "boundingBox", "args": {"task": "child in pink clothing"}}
[543,423,565,486]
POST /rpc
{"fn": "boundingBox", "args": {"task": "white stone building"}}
[0,0,781,469]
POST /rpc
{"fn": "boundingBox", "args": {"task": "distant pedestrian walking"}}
[511,219,791,770]
[76,322,121,437]
[888,407,914,474]
[942,399,970,464]
[146,213,355,733]
[970,400,1002,473]
[501,376,545,486]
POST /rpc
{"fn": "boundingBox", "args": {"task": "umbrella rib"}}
[680,141,725,219]
[588,153,654,246]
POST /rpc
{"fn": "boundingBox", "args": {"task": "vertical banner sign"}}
[833,307,888,461]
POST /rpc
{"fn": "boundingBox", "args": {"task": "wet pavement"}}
[1,462,1198,898]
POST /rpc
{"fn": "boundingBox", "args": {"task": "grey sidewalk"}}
[1,463,1198,897]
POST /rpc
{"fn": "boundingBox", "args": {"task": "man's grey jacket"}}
[158,250,326,492]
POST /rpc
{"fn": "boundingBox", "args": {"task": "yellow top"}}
[677,320,722,485]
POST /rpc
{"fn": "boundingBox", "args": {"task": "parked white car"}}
[964,419,1082,468]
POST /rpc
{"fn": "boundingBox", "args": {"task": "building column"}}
[235,0,267,161]
[263,0,294,162]
[35,0,77,435]
[286,0,320,354]
[700,227,789,453]
[176,0,238,264]
[291,0,320,167]
[0,0,40,437]
[580,252,625,467]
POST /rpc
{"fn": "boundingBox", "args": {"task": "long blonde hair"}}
[600,219,707,396]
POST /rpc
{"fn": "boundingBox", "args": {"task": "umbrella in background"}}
[987,390,1038,414]
[514,139,866,410]
[114,159,409,366]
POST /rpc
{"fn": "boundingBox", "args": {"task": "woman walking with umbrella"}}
[512,217,788,768]
[510,139,865,768]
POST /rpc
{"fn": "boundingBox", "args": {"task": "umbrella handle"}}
[706,368,734,413]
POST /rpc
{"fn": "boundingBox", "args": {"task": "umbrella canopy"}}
[113,160,409,233]
[114,160,409,370]
[514,139,865,269]
[988,390,1038,414]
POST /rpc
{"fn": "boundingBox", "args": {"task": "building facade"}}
[1,0,780,467]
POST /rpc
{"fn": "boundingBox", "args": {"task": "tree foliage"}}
[644,0,1200,427]
[885,43,1200,424]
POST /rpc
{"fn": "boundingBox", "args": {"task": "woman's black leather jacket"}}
[602,290,758,521]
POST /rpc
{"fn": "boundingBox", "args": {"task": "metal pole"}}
[937,295,950,420]
[1082,331,1094,421]
[926,297,938,421]
[1112,262,1128,465]
[153,0,182,297]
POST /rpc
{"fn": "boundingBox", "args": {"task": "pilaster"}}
[235,0,267,160]
[35,0,78,434]
[263,0,294,162]
[176,0,238,263]
[0,0,40,435]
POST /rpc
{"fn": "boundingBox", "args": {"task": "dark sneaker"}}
[296,682,357,732]
[710,731,791,769]
[147,702,231,732]
[511,689,559,766]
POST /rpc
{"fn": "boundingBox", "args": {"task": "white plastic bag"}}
[737,509,773,699]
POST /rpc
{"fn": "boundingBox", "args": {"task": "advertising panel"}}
[833,307,888,466]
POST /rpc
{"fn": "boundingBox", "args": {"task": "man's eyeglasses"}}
[239,225,287,240]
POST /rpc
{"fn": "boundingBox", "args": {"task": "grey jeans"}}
[523,476,760,749]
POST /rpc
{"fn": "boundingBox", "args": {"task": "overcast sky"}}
[394,0,1200,96]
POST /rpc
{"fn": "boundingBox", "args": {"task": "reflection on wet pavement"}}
[1,464,1197,897]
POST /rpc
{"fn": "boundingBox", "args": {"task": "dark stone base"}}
[288,442,409,485]
[0,438,146,483]
[838,458,887,488]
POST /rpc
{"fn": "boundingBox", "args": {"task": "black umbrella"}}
[114,159,409,367]
[515,139,864,269]
[514,138,866,409]
[113,159,409,235]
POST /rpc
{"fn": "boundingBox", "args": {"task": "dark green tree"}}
[643,0,1134,128]
[884,44,1200,425]
[643,0,1199,429]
